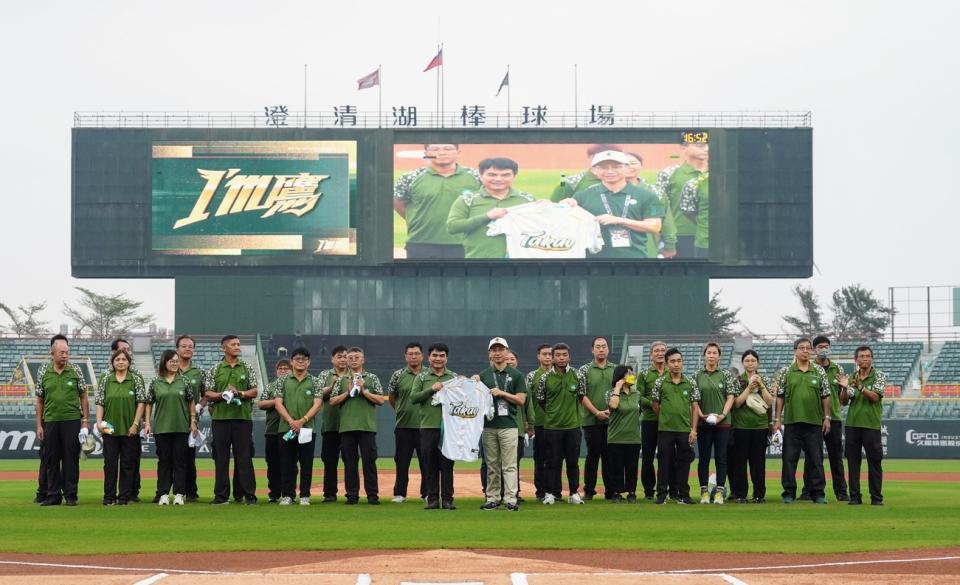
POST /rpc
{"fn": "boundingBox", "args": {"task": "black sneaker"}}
[753,497,766,504]
[116,500,129,506]
[837,493,850,502]
[798,493,812,501]
[322,496,337,503]
[424,498,440,510]
[480,501,500,510]
[677,497,694,505]
[210,499,230,505]
[64,498,78,507]
[152,495,162,504]
[505,503,519,512]
[268,497,279,504]
[103,498,116,506]
[848,498,863,505]
[131,496,141,503]
[39,498,62,507]
[582,493,595,501]
[367,497,381,505]
[33,494,44,504]
[244,498,257,506]
[644,493,655,501]
[609,494,624,503]
[870,500,884,506]
[442,499,456,510]
[626,493,638,504]
[186,495,199,503]
[345,498,359,505]
[655,497,666,505]
[734,498,748,504]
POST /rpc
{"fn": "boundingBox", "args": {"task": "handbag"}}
[745,392,769,416]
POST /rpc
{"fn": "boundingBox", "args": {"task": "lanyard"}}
[494,369,511,392]
[599,192,631,218]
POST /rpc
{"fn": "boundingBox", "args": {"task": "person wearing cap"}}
[838,345,886,506]
[387,342,428,504]
[562,150,665,259]
[393,144,481,259]
[799,335,849,502]
[525,344,552,501]
[145,349,196,506]
[654,138,709,258]
[651,347,700,505]
[606,365,641,502]
[476,337,527,511]
[536,343,587,505]
[258,359,291,503]
[771,338,832,504]
[274,347,323,506]
[446,157,537,259]
[549,144,619,202]
[578,336,618,500]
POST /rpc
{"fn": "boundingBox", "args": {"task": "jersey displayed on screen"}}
[486,202,603,259]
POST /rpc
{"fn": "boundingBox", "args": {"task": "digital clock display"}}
[682,131,709,144]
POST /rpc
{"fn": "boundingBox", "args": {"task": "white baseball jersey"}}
[433,377,493,462]
[486,202,603,259]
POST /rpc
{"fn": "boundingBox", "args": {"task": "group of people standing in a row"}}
[33,332,885,508]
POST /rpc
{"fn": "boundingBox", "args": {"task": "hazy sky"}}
[2,0,958,337]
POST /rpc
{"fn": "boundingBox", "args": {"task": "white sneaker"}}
[542,493,556,505]
[279,497,292,505]
[700,490,710,504]
[568,493,584,505]
[299,497,311,506]
[173,494,185,506]
[158,494,169,506]
[392,496,406,503]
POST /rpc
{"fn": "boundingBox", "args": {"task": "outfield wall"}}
[0,418,956,459]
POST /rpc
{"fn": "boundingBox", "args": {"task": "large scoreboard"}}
[72,128,811,278]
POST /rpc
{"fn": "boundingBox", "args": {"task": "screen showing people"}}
[392,137,710,261]
[152,140,358,257]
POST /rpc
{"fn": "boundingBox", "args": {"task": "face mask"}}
[624,374,637,385]
[816,348,831,360]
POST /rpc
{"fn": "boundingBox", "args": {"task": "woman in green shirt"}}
[95,350,148,506]
[729,350,774,504]
[145,350,197,506]
[694,343,735,504]
[606,365,641,503]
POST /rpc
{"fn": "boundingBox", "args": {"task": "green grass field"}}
[2,458,958,556]
[391,169,661,249]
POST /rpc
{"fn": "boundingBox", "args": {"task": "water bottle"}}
[282,427,298,441]
[100,421,116,435]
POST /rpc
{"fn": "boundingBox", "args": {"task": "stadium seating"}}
[923,341,960,396]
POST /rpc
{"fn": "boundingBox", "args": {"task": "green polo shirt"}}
[148,375,194,434]
[640,366,667,423]
[606,387,641,444]
[655,162,708,247]
[818,360,845,421]
[394,164,481,245]
[259,379,282,434]
[388,367,424,430]
[550,169,601,202]
[95,371,148,433]
[204,359,257,421]
[845,368,886,430]
[446,187,537,258]
[773,362,831,426]
[574,182,665,258]
[277,373,322,433]
[731,372,772,430]
[478,365,527,429]
[651,373,700,433]
[178,365,206,404]
[646,191,678,256]
[578,361,618,426]
[410,369,458,429]
[35,362,86,422]
[695,368,736,426]
[536,366,586,430]
[331,371,383,433]
[525,368,549,427]
[317,368,344,433]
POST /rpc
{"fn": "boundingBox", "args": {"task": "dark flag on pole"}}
[496,70,509,96]
[423,48,443,72]
[357,68,380,90]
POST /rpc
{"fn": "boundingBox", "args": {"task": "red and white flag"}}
[357,68,380,90]
[423,48,443,72]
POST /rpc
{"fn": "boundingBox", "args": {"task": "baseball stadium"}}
[0,108,957,585]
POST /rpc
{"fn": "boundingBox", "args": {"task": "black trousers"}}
[340,431,378,500]
[211,419,256,502]
[640,420,660,497]
[419,428,454,502]
[676,235,695,258]
[730,428,767,500]
[41,419,81,501]
[607,443,640,495]
[802,420,847,498]
[532,426,546,499]
[103,434,141,503]
[542,427,581,497]
[155,432,188,496]
[184,442,199,498]
[846,426,883,503]
[697,425,730,489]
[281,433,316,498]
[782,422,825,499]
[656,431,693,500]
[320,431,341,498]
[264,432,282,500]
[393,427,425,498]
[132,445,142,497]
[35,441,46,500]
[582,424,610,497]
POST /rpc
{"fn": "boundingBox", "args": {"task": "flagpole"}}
[440,43,445,128]
[303,64,308,128]
[378,65,382,128]
[574,63,579,128]
[506,64,511,128]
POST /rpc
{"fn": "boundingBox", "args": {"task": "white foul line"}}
[510,572,529,585]
[356,574,372,585]
[718,574,750,585]
[133,573,169,585]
